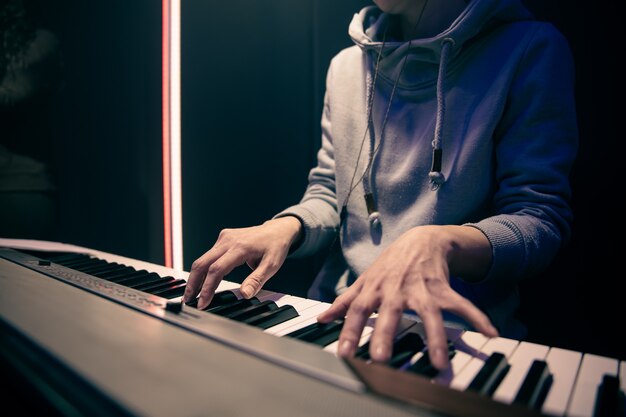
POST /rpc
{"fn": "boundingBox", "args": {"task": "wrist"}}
[268,216,303,247]
[443,225,492,282]
[407,225,491,282]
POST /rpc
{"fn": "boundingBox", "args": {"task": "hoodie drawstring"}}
[429,37,455,190]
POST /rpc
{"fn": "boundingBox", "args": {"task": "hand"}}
[183,216,302,309]
[317,225,498,371]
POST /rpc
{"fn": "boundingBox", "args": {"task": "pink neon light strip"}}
[162,0,173,268]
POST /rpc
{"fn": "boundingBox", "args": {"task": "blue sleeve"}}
[467,23,579,283]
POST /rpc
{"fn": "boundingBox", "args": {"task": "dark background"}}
[1,0,623,361]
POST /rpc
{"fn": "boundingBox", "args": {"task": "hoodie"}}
[275,0,578,338]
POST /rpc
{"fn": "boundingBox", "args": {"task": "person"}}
[183,0,578,372]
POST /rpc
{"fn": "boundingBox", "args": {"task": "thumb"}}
[240,273,265,298]
[240,255,282,298]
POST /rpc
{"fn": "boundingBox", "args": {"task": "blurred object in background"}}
[0,0,62,239]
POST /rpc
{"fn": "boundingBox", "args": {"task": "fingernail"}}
[373,345,388,362]
[198,297,207,310]
[241,284,254,298]
[338,340,352,357]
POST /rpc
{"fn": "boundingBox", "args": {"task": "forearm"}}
[273,106,341,257]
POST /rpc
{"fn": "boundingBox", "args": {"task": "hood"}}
[349,0,533,191]
[349,0,532,68]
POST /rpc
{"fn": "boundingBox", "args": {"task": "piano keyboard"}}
[1,240,624,417]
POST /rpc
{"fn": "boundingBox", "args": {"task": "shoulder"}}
[325,44,365,83]
[329,45,363,69]
[513,20,575,77]
[473,18,575,77]
[497,19,573,58]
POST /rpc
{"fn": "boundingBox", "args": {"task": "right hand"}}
[183,216,303,309]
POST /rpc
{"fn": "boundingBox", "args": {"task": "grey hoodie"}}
[275,0,578,338]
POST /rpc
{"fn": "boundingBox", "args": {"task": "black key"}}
[185,298,199,308]
[389,332,426,368]
[93,264,132,278]
[151,282,187,299]
[106,270,149,283]
[406,341,456,378]
[132,277,177,292]
[47,253,91,263]
[71,260,111,273]
[70,259,110,270]
[355,332,426,368]
[114,272,162,287]
[243,305,299,330]
[307,321,345,347]
[77,262,124,275]
[466,351,510,396]
[593,374,622,417]
[185,290,238,309]
[210,290,238,306]
[59,257,102,269]
[285,320,344,347]
[137,278,185,293]
[355,342,372,359]
[285,320,333,339]
[65,260,107,272]
[513,359,552,410]
[225,300,278,321]
[205,298,260,316]
[98,267,138,280]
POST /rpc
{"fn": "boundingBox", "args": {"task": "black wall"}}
[180,0,371,297]
[29,0,164,263]
[3,0,623,360]
[516,0,624,360]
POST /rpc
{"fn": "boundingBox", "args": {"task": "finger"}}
[337,297,377,358]
[195,275,222,310]
[197,249,247,309]
[184,246,228,303]
[316,285,361,323]
[367,298,403,363]
[409,299,449,371]
[443,292,498,337]
[240,252,283,298]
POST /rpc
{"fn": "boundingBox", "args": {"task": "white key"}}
[324,317,376,354]
[492,341,550,404]
[215,280,241,292]
[541,347,583,416]
[433,330,488,386]
[197,288,325,335]
[449,336,519,391]
[268,302,331,336]
[256,292,319,311]
[566,353,618,417]
[323,316,420,357]
[403,318,466,345]
[175,281,241,304]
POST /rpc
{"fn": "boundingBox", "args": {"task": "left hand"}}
[316,225,498,371]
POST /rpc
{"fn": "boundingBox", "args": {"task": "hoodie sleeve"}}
[273,62,341,258]
[466,23,578,283]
